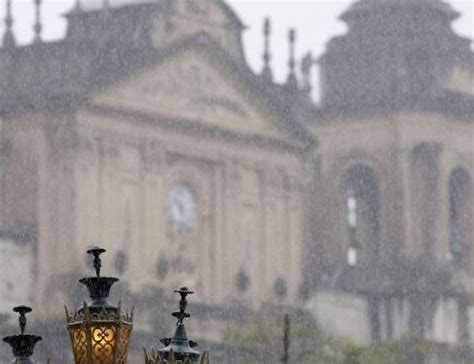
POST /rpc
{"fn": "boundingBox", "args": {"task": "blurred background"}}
[0,0,472,363]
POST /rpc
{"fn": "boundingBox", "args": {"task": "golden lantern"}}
[66,247,133,364]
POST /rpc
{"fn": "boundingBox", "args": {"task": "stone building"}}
[0,0,472,355]
[305,0,474,349]
[0,0,312,317]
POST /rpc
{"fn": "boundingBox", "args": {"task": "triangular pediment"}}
[93,48,296,144]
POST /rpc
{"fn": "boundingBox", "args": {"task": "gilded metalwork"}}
[66,303,133,364]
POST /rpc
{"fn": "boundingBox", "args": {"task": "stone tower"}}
[306,0,474,345]
[319,0,473,112]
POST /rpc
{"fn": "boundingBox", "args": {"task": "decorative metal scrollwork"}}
[66,302,133,364]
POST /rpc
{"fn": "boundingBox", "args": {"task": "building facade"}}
[306,0,474,348]
[0,0,473,352]
[0,0,312,316]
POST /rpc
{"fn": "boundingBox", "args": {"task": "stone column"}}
[412,143,442,259]
[301,149,323,294]
[0,130,12,225]
[457,294,470,347]
[36,113,80,315]
[399,146,417,256]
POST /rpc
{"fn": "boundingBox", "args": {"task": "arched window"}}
[448,168,472,264]
[343,165,381,264]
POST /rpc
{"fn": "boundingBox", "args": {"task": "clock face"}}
[168,184,197,234]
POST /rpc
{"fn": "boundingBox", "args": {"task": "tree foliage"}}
[221,310,431,364]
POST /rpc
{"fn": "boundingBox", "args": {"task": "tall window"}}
[449,168,472,264]
[344,165,381,264]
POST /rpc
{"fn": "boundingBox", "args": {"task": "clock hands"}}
[177,200,185,216]
[169,184,196,234]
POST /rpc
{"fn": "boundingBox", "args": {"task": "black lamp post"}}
[3,306,42,363]
[159,287,200,361]
[65,247,133,364]
[145,287,209,363]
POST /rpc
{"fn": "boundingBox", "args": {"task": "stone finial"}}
[33,0,42,43]
[103,0,110,11]
[286,28,298,89]
[3,0,15,49]
[261,17,273,81]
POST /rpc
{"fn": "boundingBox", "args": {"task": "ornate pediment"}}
[93,49,294,144]
[152,0,245,62]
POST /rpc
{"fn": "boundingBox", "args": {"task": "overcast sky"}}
[2,0,473,100]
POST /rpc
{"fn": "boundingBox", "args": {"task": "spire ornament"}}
[88,246,106,278]
[261,17,273,81]
[74,0,82,12]
[3,0,15,49]
[286,28,298,89]
[33,0,42,44]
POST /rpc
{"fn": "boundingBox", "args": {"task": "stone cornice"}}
[86,103,311,154]
[315,91,474,124]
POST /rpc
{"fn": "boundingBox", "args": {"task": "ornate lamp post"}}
[145,287,209,364]
[2,306,42,363]
[65,247,133,364]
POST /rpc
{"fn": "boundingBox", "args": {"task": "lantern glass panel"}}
[91,326,115,361]
[71,328,88,362]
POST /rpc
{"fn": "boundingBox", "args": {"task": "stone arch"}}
[342,163,382,264]
[448,167,472,264]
